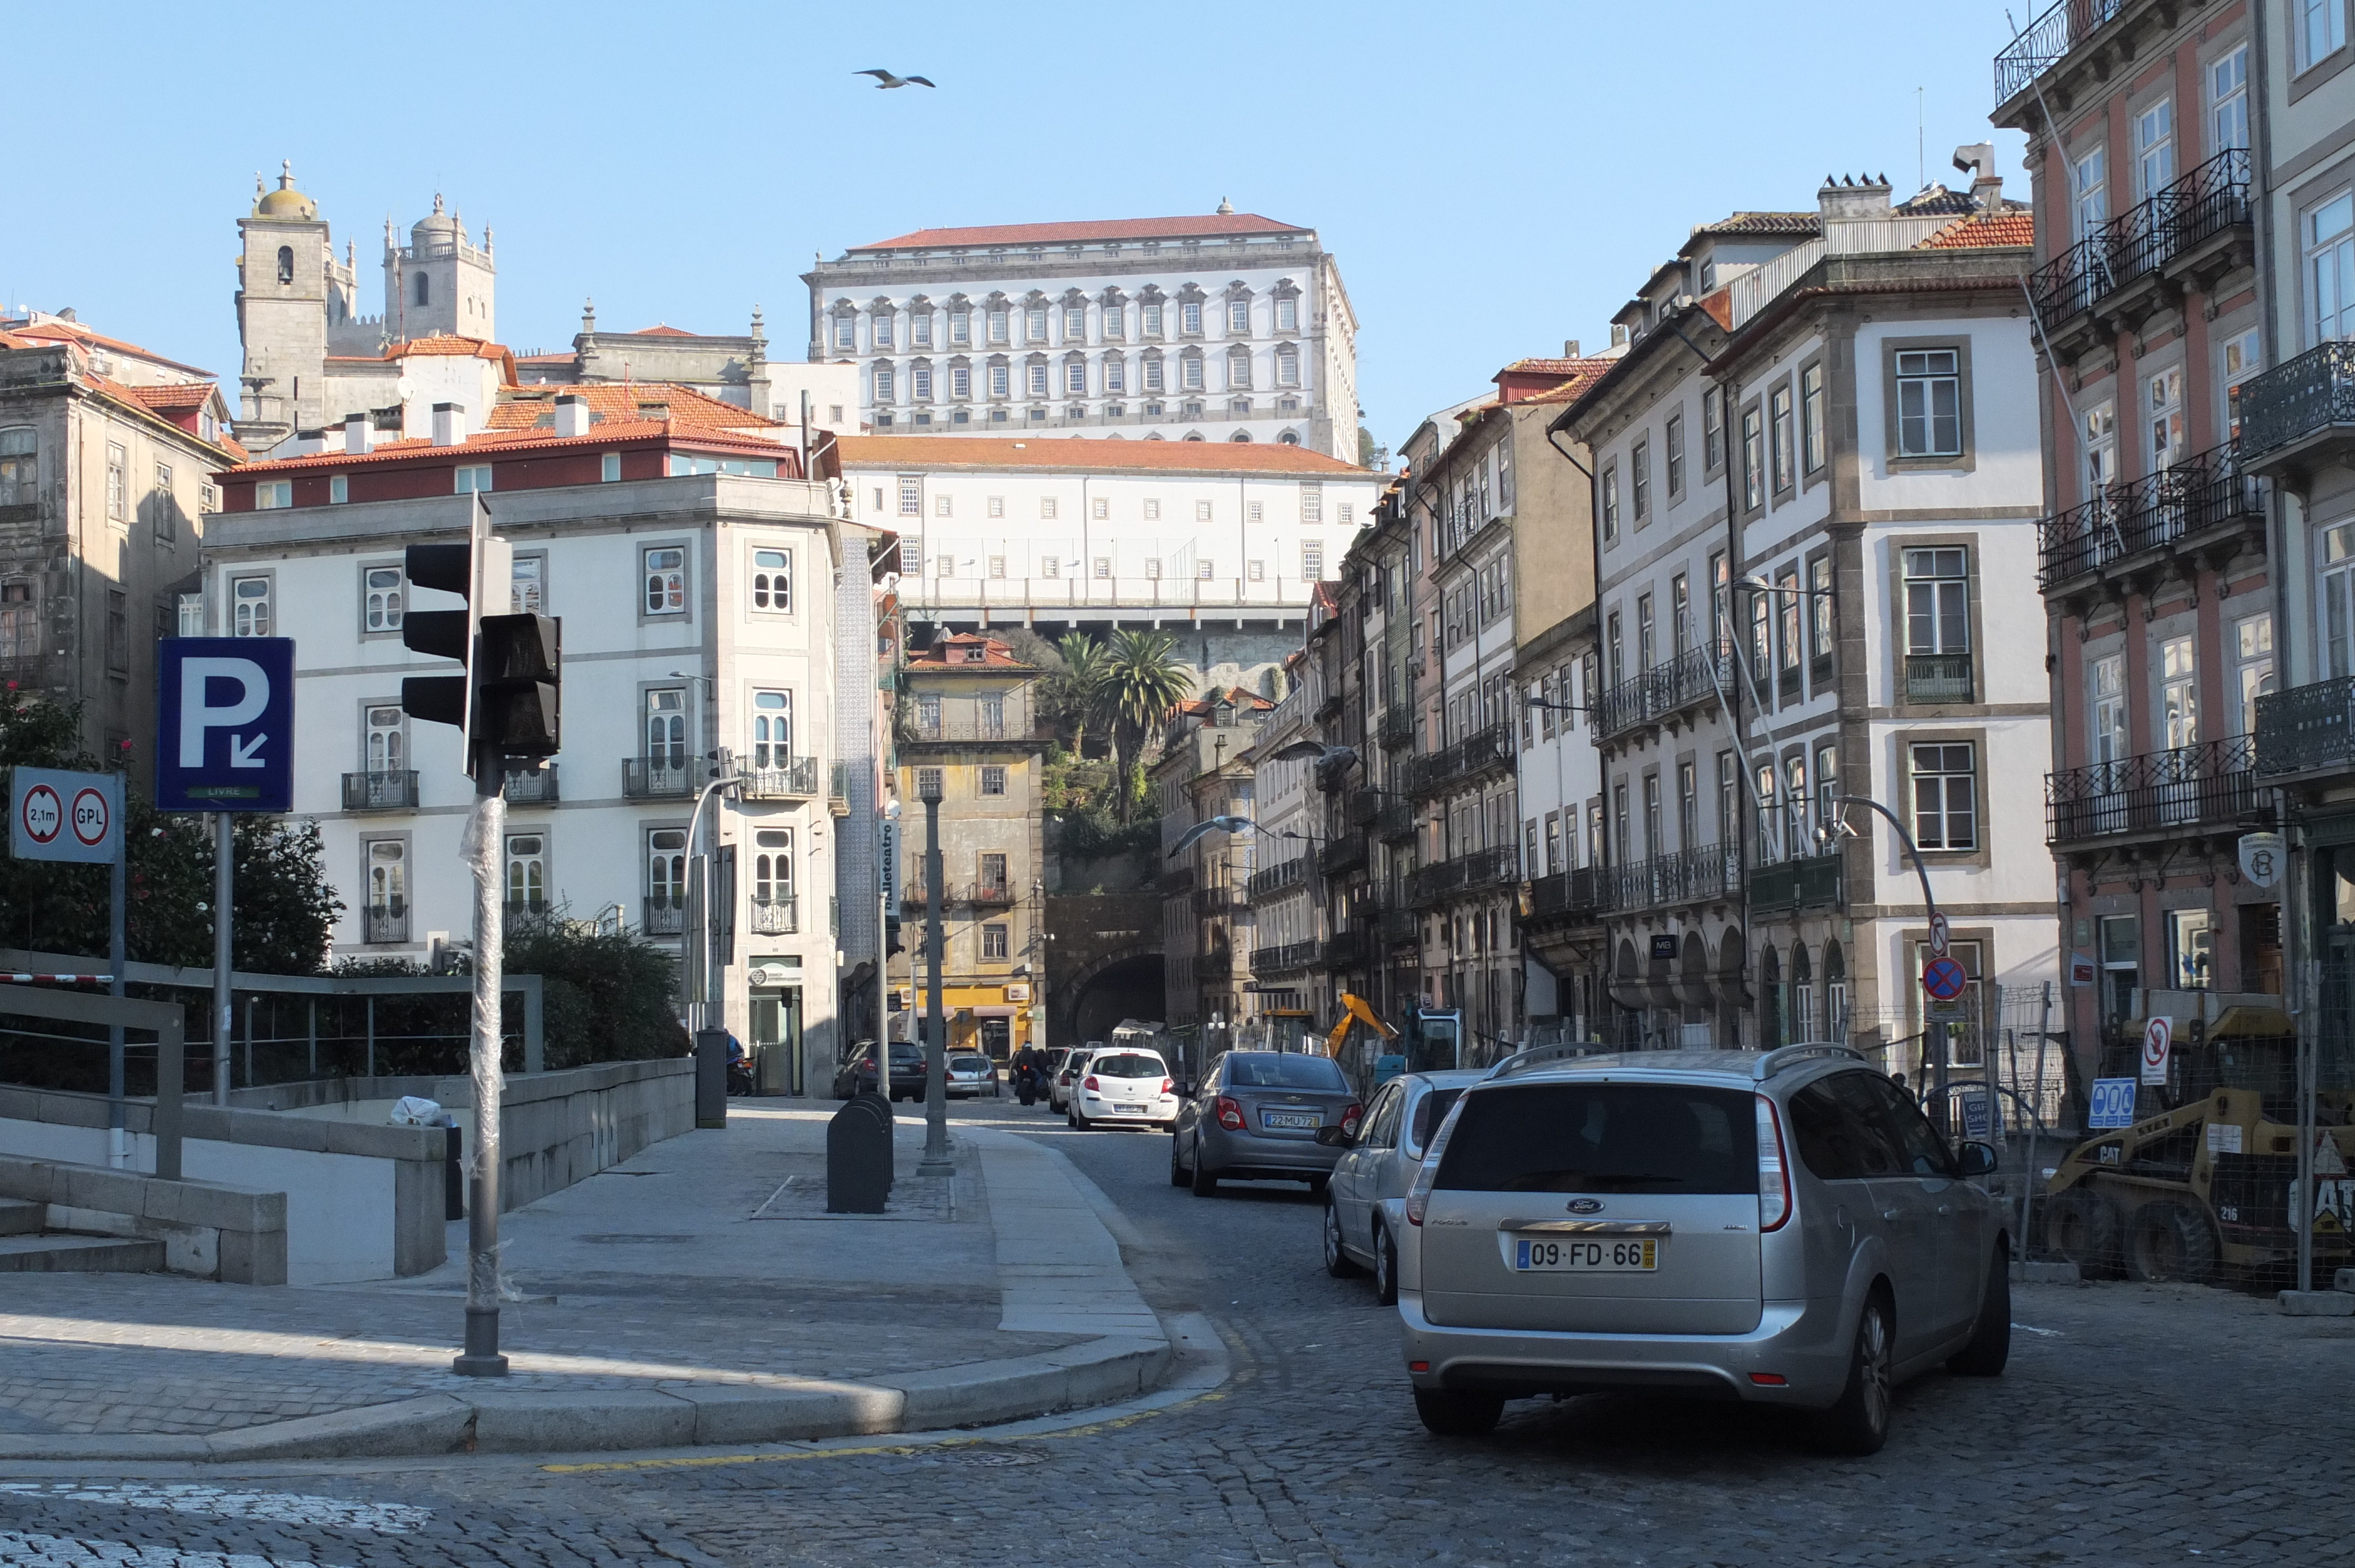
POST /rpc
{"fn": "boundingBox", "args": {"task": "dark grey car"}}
[1169,1051,1361,1196]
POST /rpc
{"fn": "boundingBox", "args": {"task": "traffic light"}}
[400,500,559,773]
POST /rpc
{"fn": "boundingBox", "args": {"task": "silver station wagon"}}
[1397,1045,2011,1454]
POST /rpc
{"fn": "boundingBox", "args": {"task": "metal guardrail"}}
[1903,653,1974,703]
[1746,853,1842,913]
[2238,340,2355,463]
[1407,844,1520,907]
[643,896,686,936]
[1246,856,1311,901]
[1525,867,1601,921]
[623,756,698,799]
[1318,836,1368,877]
[361,905,408,944]
[1402,722,1512,798]
[341,770,418,811]
[1250,939,1318,976]
[2026,148,2249,324]
[748,896,798,935]
[2037,441,2266,587]
[736,756,820,799]
[503,764,558,805]
[2047,737,2259,840]
[1994,0,2123,103]
[1379,907,1419,944]
[1193,884,1245,916]
[1593,642,1733,741]
[1378,707,1413,749]
[2257,677,2355,777]
[1603,843,1740,912]
[1319,929,1371,969]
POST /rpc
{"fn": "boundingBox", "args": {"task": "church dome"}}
[412,193,460,238]
[253,161,317,221]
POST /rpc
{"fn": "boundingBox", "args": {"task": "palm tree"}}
[1099,629,1193,812]
[1047,632,1109,756]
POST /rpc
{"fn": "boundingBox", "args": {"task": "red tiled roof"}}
[220,420,797,477]
[1499,357,1589,377]
[629,324,698,337]
[1177,686,1275,716]
[1693,211,1820,238]
[1916,212,2036,249]
[910,632,1030,668]
[1,317,214,378]
[394,333,509,360]
[837,436,1366,476]
[851,213,1308,251]
[513,351,577,364]
[117,382,215,416]
[487,382,781,432]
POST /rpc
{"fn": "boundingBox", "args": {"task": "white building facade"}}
[805,211,1358,457]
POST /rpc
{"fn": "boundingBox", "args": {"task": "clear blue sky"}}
[7,2,2029,452]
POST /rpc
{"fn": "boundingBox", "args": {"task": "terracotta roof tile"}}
[393,333,509,360]
[1500,357,1589,376]
[487,381,781,431]
[117,382,214,414]
[910,632,1031,667]
[628,325,698,337]
[1178,685,1275,716]
[223,420,798,476]
[851,213,1308,251]
[0,317,214,378]
[1916,212,2036,250]
[1693,211,1820,238]
[836,435,1366,477]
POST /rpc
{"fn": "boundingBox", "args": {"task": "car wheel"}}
[1189,1147,1219,1197]
[2045,1187,2124,1278]
[1372,1219,1398,1307]
[1323,1198,1362,1278]
[1813,1292,1894,1457]
[1948,1242,2011,1377]
[1073,1104,1091,1131]
[1169,1135,1189,1187]
[2127,1201,2218,1284]
[1413,1388,1502,1437]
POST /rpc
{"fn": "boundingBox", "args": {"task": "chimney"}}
[1953,142,2005,212]
[1818,172,1895,228]
[344,413,373,454]
[1563,339,1582,359]
[1609,323,1629,348]
[432,401,465,447]
[552,394,591,438]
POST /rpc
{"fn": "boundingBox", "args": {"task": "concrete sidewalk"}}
[0,1107,1166,1461]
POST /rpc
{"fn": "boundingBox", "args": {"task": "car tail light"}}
[1748,1372,1787,1386]
[1083,1075,1100,1092]
[1405,1096,1467,1227]
[1339,1101,1364,1135]
[1160,1078,1173,1096]
[1756,1093,1792,1232]
[1408,1360,1430,1373]
[1215,1095,1245,1130]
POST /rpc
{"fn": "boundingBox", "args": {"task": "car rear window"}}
[1434,1083,1757,1194]
[1090,1052,1165,1078]
[1409,1087,1463,1150]
[951,1055,991,1071]
[888,1045,922,1062]
[1225,1055,1348,1091]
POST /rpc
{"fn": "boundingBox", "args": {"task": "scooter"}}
[727,1055,755,1097]
[1016,1065,1040,1107]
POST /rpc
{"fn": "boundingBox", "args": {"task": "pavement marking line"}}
[2012,1323,2062,1337]
[0,1531,325,1567]
[0,1486,429,1535]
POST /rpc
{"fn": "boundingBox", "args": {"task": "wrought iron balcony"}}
[361,903,408,944]
[829,760,850,812]
[1746,853,1842,914]
[623,756,698,800]
[2237,341,2355,474]
[502,764,558,805]
[1251,939,1319,976]
[1379,907,1421,945]
[642,896,686,937]
[1407,844,1520,907]
[1378,707,1414,749]
[341,770,418,811]
[1247,855,1311,901]
[1903,653,1975,703]
[737,755,820,799]
[1592,642,1733,743]
[1371,798,1414,841]
[1995,0,2125,105]
[748,896,798,935]
[2036,441,2267,589]
[1194,883,1246,917]
[1319,928,1372,970]
[1602,843,1740,913]
[1318,835,1369,878]
[2025,149,2250,325]
[1402,722,1512,798]
[2047,737,2259,842]
[902,715,1034,744]
[967,881,1016,907]
[1524,867,1601,922]
[2257,677,2355,778]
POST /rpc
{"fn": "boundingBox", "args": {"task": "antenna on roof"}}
[1917,87,1925,192]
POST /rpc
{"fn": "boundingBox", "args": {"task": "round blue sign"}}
[1921,955,1969,1002]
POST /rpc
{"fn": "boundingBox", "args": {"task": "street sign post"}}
[1927,911,1951,958]
[2140,1014,2173,1087]
[1921,955,1968,1002]
[2088,1077,2138,1129]
[10,766,130,1163]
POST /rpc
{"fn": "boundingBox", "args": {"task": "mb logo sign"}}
[157,639,295,813]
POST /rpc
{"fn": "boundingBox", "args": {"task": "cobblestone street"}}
[2,1101,2351,1567]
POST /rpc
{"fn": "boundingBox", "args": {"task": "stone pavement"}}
[0,1105,1167,1456]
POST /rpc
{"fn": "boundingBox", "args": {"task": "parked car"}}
[947,1053,1001,1099]
[1315,1069,1485,1305]
[1169,1051,1361,1196]
[1397,1044,2008,1454]
[1050,1045,1097,1112]
[1069,1047,1178,1130]
[832,1041,928,1102]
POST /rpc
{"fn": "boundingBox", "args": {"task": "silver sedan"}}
[1316,1069,1485,1305]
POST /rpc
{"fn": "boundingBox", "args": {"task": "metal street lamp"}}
[1830,792,1952,1117]
[685,767,744,1035]
[916,768,952,1177]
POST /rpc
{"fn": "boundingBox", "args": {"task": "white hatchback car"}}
[1070,1048,1179,1130]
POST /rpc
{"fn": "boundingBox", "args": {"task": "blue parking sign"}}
[157,639,295,813]
[2088,1077,2138,1130]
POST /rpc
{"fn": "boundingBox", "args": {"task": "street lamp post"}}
[880,796,899,1108]
[684,768,744,1036]
[1832,793,1949,1117]
[917,769,952,1176]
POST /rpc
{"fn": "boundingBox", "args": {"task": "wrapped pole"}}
[453,754,509,1376]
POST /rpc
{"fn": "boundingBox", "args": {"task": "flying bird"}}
[856,69,935,89]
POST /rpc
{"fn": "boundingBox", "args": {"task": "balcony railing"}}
[1318,835,1368,878]
[1251,939,1319,976]
[737,755,820,799]
[623,756,698,799]
[1603,843,1740,913]
[1379,907,1420,945]
[342,770,419,811]
[643,896,686,936]
[1903,653,1975,703]
[362,904,408,944]
[1319,929,1372,970]
[748,896,798,935]
[1995,0,2125,104]
[503,764,558,805]
[1378,707,1413,749]
[903,716,1033,743]
[968,881,1015,906]
[1746,853,1843,914]
[2048,737,2259,841]
[1407,844,1520,907]
[829,760,850,811]
[2257,677,2355,778]
[1593,642,1734,742]
[1247,855,1311,901]
[2238,341,2355,466]
[1525,867,1601,922]
[2026,149,2250,325]
[1402,722,1512,798]
[1194,883,1245,916]
[2037,441,2267,588]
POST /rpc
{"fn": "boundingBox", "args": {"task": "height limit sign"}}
[9,767,121,865]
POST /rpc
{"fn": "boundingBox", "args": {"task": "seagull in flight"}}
[856,69,935,89]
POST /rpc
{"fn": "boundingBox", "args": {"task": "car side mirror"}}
[1314,1125,1356,1148]
[1956,1141,1998,1178]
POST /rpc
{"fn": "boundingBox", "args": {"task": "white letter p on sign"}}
[179,657,270,767]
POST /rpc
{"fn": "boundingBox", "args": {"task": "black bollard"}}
[443,1123,466,1221]
[827,1097,891,1213]
[694,1029,729,1130]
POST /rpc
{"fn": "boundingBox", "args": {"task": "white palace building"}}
[802,206,1359,459]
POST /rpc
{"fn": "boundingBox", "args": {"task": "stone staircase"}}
[0,1197,162,1274]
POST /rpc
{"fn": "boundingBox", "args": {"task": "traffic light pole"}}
[453,743,510,1377]
[213,813,232,1106]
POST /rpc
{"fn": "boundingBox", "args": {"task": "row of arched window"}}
[870,344,1302,404]
[830,283,1301,354]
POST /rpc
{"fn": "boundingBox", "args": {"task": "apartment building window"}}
[2134,97,2174,197]
[1301,482,1323,523]
[950,364,971,400]
[2307,193,2355,345]
[980,765,1007,796]
[2223,329,2263,440]
[2085,398,2118,491]
[1642,775,1663,858]
[1275,296,1298,331]
[1042,556,1061,578]
[987,306,1009,344]
[2075,147,2107,238]
[1776,567,1802,687]
[1600,462,1620,542]
[936,554,954,578]
[1636,593,1656,672]
[1181,354,1205,390]
[1094,557,1112,579]
[1709,550,1729,646]
[1677,761,1697,850]
[1747,592,1771,685]
[2168,908,2214,990]
[832,312,855,352]
[897,540,922,576]
[1893,350,1963,458]
[1628,436,1651,523]
[1768,384,1794,493]
[1717,751,1737,843]
[644,547,686,614]
[874,364,895,404]
[1800,363,1826,475]
[1105,356,1127,393]
[1754,763,1777,858]
[1197,559,1216,580]
[989,363,1010,397]
[1024,305,1048,341]
[367,840,406,920]
[231,576,271,636]
[911,365,933,401]
[979,852,1009,899]
[645,689,687,766]
[366,705,405,773]
[1807,557,1833,667]
[916,766,944,800]
[1247,559,1263,581]
[1142,301,1164,337]
[2300,0,2347,70]
[915,693,941,736]
[2091,654,2128,762]
[1606,610,1625,687]
[601,452,622,483]
[505,833,548,911]
[873,313,893,350]
[455,464,492,494]
[2099,914,2140,1022]
[753,829,793,905]
[1702,388,1724,473]
[1813,743,1839,842]
[1227,298,1251,333]
[1181,301,1203,335]
[751,548,791,612]
[1909,742,1977,851]
[1246,500,1264,525]
[2161,635,2198,749]
[255,480,291,510]
[1904,549,1969,662]
[0,581,34,661]
[1613,782,1630,864]
[911,313,932,348]
[1302,541,1324,579]
[328,475,349,505]
[1143,559,1162,580]
[933,494,953,519]
[105,443,127,523]
[989,556,1007,579]
[1740,404,1764,509]
[2237,613,2276,734]
[1039,496,1059,520]
[1543,812,1562,873]
[1670,573,1691,655]
[104,590,127,670]
[981,923,1010,961]
[947,307,971,345]
[750,689,792,768]
[364,566,404,633]
[2148,366,2185,471]
[2212,45,2250,152]
[0,428,34,506]
[1664,411,1685,497]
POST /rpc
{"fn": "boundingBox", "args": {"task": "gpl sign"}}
[156,639,294,813]
[9,767,122,864]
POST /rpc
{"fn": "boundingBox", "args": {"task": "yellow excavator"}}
[1325,992,1398,1060]
[2043,1005,2355,1282]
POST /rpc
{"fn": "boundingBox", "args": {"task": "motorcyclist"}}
[1011,1043,1045,1105]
